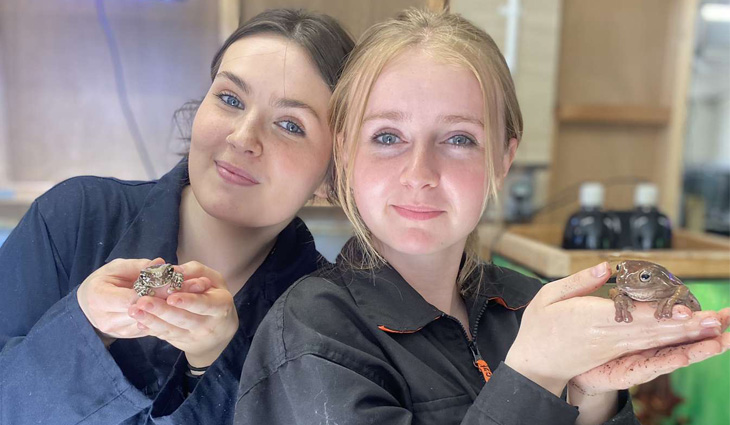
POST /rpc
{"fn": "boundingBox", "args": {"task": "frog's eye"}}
[640,271,651,282]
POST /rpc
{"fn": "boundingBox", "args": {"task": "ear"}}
[313,180,330,200]
[496,138,519,190]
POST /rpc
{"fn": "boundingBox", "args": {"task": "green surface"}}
[492,255,730,425]
[666,280,730,425]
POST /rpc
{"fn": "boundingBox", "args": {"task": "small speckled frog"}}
[132,263,184,298]
[609,260,701,323]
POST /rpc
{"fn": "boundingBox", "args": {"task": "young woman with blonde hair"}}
[235,9,729,424]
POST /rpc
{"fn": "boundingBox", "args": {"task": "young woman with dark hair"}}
[0,9,353,425]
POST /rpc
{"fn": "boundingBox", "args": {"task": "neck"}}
[177,186,287,295]
[377,239,467,319]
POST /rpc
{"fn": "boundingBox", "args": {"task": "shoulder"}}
[243,269,386,381]
[34,175,155,221]
[471,262,544,309]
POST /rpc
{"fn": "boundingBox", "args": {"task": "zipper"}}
[444,298,493,383]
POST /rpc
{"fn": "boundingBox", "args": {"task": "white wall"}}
[0,0,220,183]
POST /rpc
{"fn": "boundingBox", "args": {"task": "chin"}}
[381,229,449,256]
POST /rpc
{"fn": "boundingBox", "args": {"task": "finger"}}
[94,312,148,338]
[625,352,689,387]
[166,289,232,316]
[617,310,724,351]
[102,258,155,280]
[135,296,206,330]
[179,261,226,289]
[671,304,693,320]
[538,262,610,305]
[180,277,213,294]
[128,305,187,340]
[92,284,141,312]
[717,307,730,330]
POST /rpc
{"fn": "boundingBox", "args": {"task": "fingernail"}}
[700,327,720,338]
[189,283,202,292]
[591,262,607,278]
[169,297,182,306]
[141,303,153,311]
[673,311,690,320]
[701,318,721,328]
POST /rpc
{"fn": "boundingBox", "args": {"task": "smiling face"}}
[352,49,492,258]
[188,34,333,228]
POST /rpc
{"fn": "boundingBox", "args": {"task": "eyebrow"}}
[363,110,410,123]
[363,110,484,127]
[274,98,320,121]
[441,114,484,127]
[216,71,251,95]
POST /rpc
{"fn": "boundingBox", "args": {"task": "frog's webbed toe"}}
[612,293,635,323]
[655,298,676,319]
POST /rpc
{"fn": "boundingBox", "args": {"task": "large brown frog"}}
[609,260,701,323]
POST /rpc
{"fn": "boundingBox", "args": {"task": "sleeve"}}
[235,354,416,425]
[467,364,638,425]
[0,201,152,425]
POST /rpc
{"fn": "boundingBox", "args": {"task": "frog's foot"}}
[655,298,678,320]
[612,293,635,323]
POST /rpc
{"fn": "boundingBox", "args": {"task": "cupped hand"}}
[504,262,726,396]
[129,261,238,368]
[77,257,165,346]
[569,307,730,396]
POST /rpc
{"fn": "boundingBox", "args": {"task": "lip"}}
[392,205,444,221]
[215,160,260,186]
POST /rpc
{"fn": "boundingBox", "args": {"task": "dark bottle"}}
[562,182,620,250]
[629,183,672,249]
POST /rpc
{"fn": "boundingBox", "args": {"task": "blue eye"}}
[276,120,305,136]
[447,134,475,146]
[218,94,243,109]
[374,133,400,145]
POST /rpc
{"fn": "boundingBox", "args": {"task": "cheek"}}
[273,136,332,190]
[351,155,388,224]
[190,104,227,153]
[446,161,488,219]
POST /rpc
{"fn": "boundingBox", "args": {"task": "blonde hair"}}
[330,8,522,291]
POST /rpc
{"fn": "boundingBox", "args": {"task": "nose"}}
[226,112,263,157]
[399,144,439,190]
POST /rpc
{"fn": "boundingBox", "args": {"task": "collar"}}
[334,238,534,333]
[105,159,188,264]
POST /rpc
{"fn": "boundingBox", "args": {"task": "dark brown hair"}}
[210,9,354,90]
[174,9,354,149]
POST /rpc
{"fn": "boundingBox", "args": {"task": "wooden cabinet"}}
[548,0,698,224]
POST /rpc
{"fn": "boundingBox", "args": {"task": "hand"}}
[77,258,164,346]
[569,308,730,396]
[128,261,238,368]
[504,262,726,396]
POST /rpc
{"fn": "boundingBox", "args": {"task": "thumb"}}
[537,262,610,305]
[104,257,164,285]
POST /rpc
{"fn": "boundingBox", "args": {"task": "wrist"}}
[185,348,223,370]
[94,328,116,348]
[568,386,618,425]
[503,357,567,397]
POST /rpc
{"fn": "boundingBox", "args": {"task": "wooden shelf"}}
[479,224,730,279]
[557,105,671,126]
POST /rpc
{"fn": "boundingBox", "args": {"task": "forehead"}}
[217,34,330,101]
[365,49,484,116]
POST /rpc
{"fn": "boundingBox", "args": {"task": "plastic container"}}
[562,182,621,250]
[629,183,672,249]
